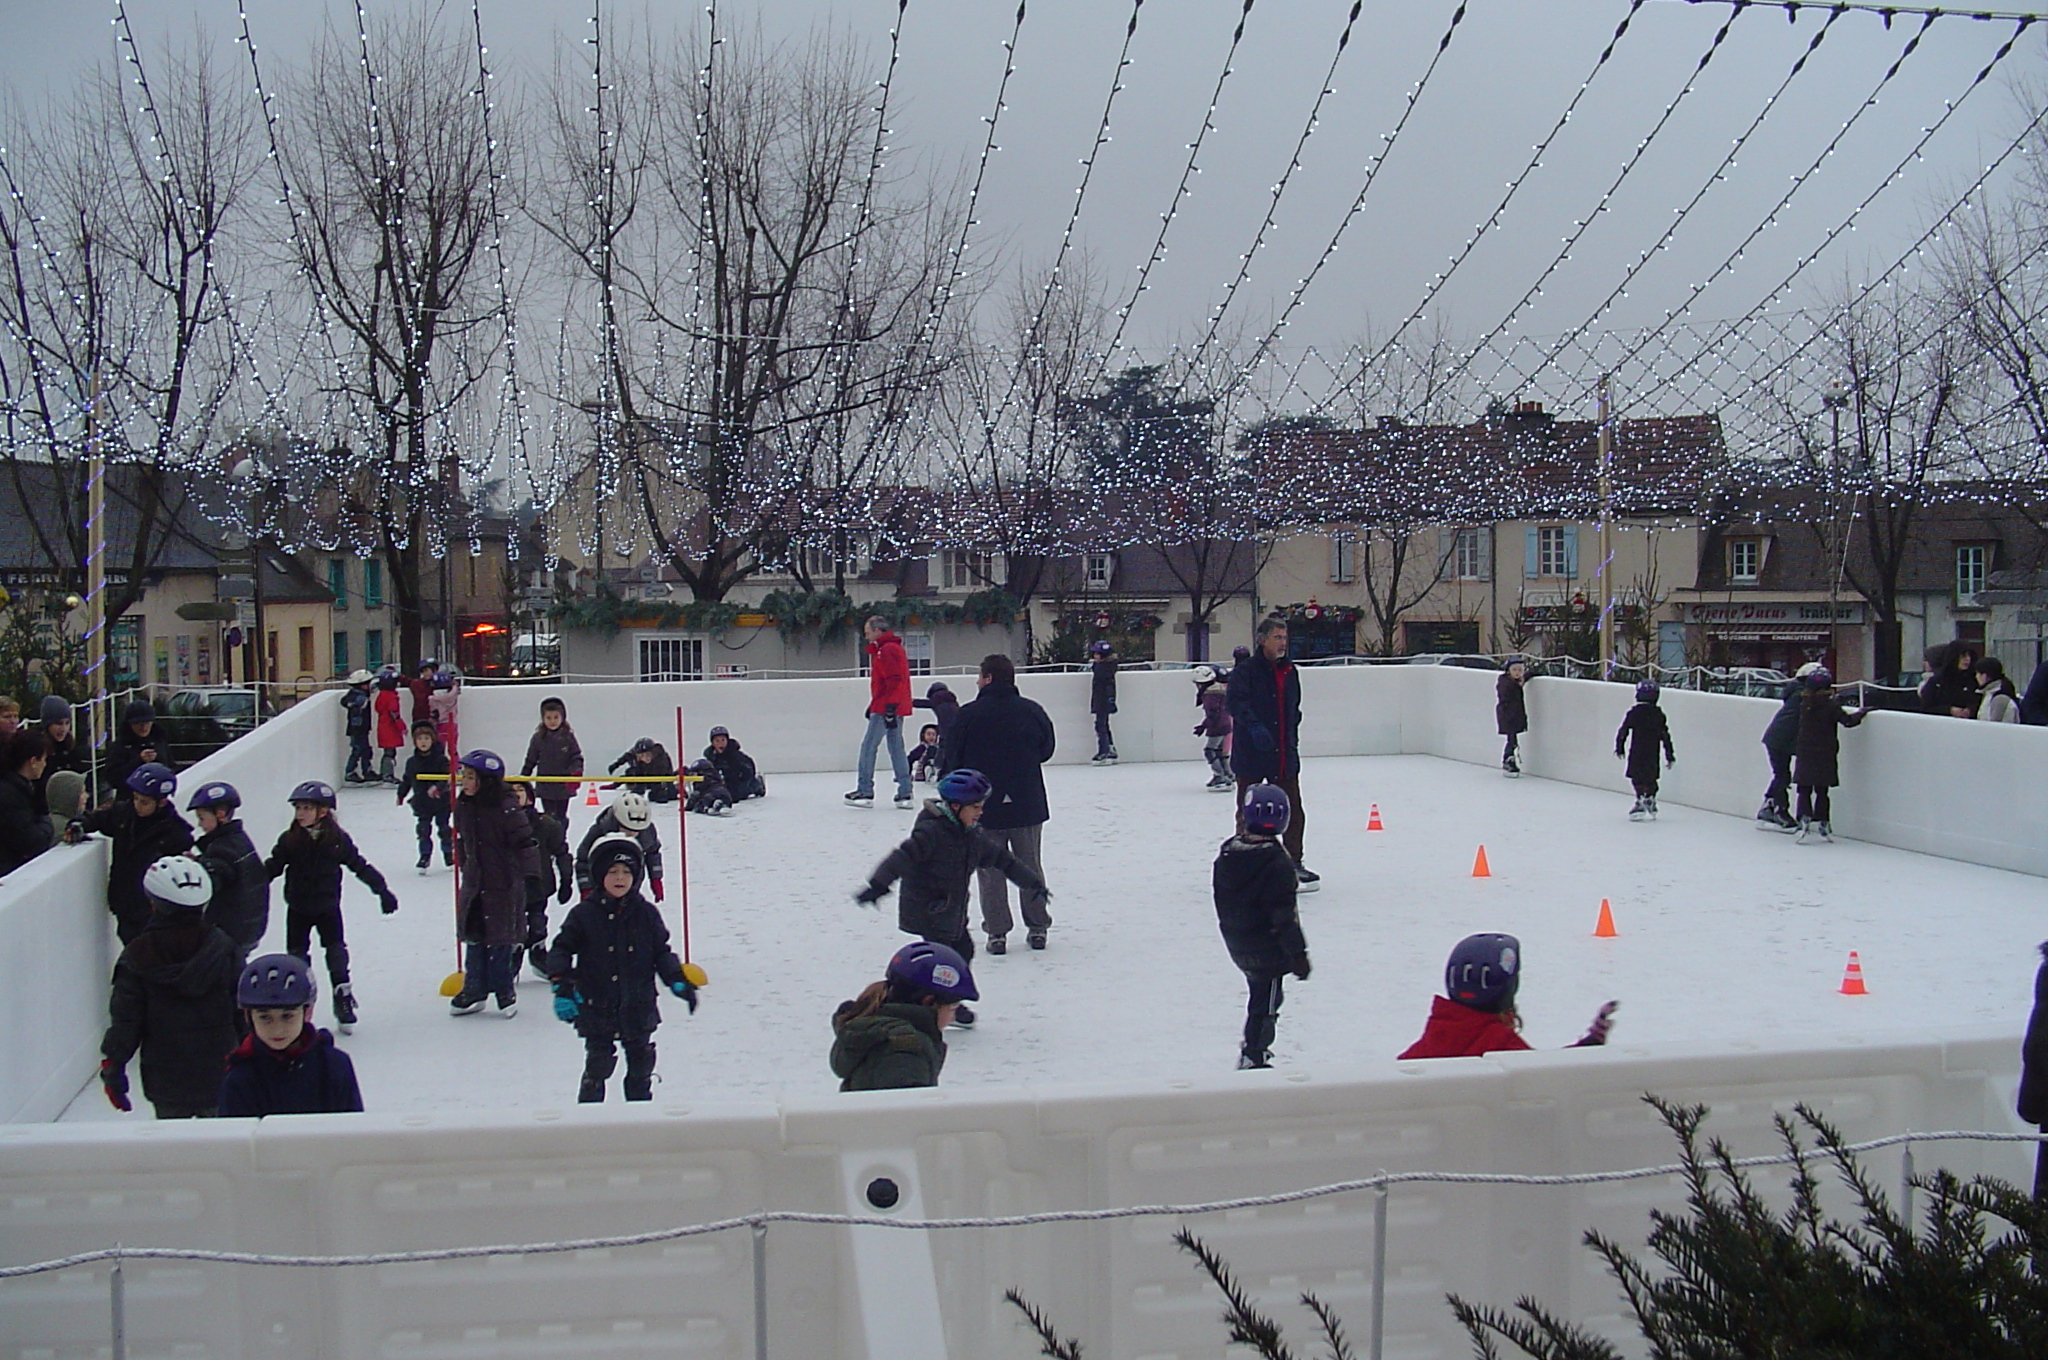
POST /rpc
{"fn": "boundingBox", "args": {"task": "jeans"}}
[1235,771,1306,864]
[856,713,910,800]
[977,822,1052,938]
[461,941,516,999]
[346,731,374,780]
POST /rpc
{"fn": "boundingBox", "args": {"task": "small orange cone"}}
[1838,951,1868,995]
[1367,804,1384,832]
[585,782,600,807]
[1471,845,1491,878]
[1593,898,1618,938]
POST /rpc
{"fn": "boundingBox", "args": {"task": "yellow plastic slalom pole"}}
[676,704,707,988]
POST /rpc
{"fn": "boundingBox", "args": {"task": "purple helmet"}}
[1445,933,1521,1013]
[1803,666,1834,688]
[1088,640,1113,657]
[238,953,316,1008]
[936,768,992,805]
[289,780,337,807]
[887,940,979,1002]
[186,781,241,813]
[1635,679,1660,702]
[125,762,177,800]
[1241,782,1291,835]
[460,748,506,778]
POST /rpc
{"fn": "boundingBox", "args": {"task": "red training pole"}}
[674,703,692,964]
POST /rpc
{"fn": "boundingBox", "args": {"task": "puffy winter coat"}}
[1227,652,1303,782]
[704,740,762,798]
[340,686,372,735]
[194,819,270,951]
[1397,996,1533,1060]
[373,687,406,749]
[1089,659,1118,715]
[217,1029,363,1117]
[1495,672,1528,736]
[0,766,53,875]
[1195,683,1232,738]
[429,685,459,737]
[865,800,1042,942]
[1978,689,2023,724]
[2020,943,2048,1128]
[105,724,172,793]
[943,679,1056,830]
[607,744,678,802]
[264,820,392,917]
[1613,702,1674,784]
[100,911,241,1110]
[545,888,685,1037]
[830,1001,946,1091]
[453,785,542,947]
[522,725,584,802]
[1919,646,1981,717]
[1211,835,1307,976]
[523,805,573,902]
[1792,690,1864,788]
[1760,682,1803,757]
[399,743,451,815]
[574,809,663,894]
[79,800,195,943]
[866,631,913,718]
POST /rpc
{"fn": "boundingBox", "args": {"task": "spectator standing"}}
[105,699,171,794]
[1975,657,2023,723]
[1088,640,1119,764]
[845,616,913,810]
[0,728,53,876]
[944,653,1057,953]
[2020,659,2048,725]
[35,695,87,833]
[1918,641,1981,718]
[1495,657,1528,776]
[1226,618,1316,889]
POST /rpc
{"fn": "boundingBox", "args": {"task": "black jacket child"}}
[217,1027,364,1118]
[830,1001,947,1092]
[859,800,1045,949]
[77,799,195,944]
[265,822,396,917]
[1614,702,1675,784]
[1089,658,1118,715]
[1761,680,1803,758]
[100,910,241,1113]
[607,742,678,802]
[1212,834,1309,977]
[1495,671,1528,736]
[1794,688,1865,789]
[546,885,687,1037]
[524,804,574,905]
[574,810,663,895]
[340,686,372,736]
[703,739,763,799]
[398,737,452,816]
[194,817,270,953]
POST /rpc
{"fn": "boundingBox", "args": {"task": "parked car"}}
[154,686,268,765]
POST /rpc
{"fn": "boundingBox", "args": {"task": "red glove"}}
[100,1060,131,1112]
[651,877,665,902]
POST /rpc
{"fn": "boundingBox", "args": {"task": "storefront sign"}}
[1686,602,1862,625]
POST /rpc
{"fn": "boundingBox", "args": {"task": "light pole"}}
[1822,383,1849,673]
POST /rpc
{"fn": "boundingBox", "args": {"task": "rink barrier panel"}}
[0,1029,2029,1359]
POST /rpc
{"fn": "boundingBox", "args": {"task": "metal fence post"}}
[753,1218,768,1360]
[109,1249,126,1360]
[1370,1179,1389,1360]
[1901,1139,1916,1231]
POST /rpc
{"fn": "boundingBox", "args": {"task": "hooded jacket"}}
[79,799,195,943]
[1212,835,1307,976]
[105,703,171,792]
[703,739,761,797]
[100,911,242,1109]
[865,800,1042,941]
[373,685,406,749]
[943,678,1056,829]
[1397,996,1533,1060]
[830,1000,946,1091]
[1227,650,1303,782]
[545,885,685,1036]
[1793,688,1864,788]
[217,1028,363,1118]
[194,818,269,951]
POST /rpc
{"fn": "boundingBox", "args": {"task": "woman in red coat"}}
[373,672,406,784]
[1399,933,1616,1059]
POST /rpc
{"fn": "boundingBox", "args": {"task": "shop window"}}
[1955,544,1989,604]
[1728,539,1760,584]
[637,635,704,682]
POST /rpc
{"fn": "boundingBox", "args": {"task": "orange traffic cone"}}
[1367,804,1384,832]
[1471,845,1491,878]
[1838,951,1868,995]
[1593,898,1618,938]
[585,782,601,807]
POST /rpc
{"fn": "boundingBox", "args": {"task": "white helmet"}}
[1794,660,1825,679]
[346,669,374,685]
[1191,665,1219,685]
[613,791,653,831]
[143,855,213,908]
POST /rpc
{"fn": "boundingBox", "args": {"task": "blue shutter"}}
[1524,527,1540,579]
[1563,527,1579,579]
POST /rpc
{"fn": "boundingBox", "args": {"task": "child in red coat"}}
[1398,933,1616,1059]
[373,671,406,784]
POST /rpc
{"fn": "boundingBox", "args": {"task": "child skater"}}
[397,721,454,871]
[1613,678,1675,820]
[217,954,364,1117]
[1088,640,1119,763]
[67,763,194,945]
[908,724,943,783]
[1398,933,1618,1059]
[705,726,765,801]
[429,667,461,747]
[449,749,541,1017]
[187,781,270,962]
[1193,664,1233,790]
[373,669,406,784]
[509,777,574,976]
[830,941,978,1091]
[546,834,700,1102]
[685,758,733,816]
[264,781,399,1033]
[1792,666,1866,843]
[574,791,664,900]
[1213,783,1310,1069]
[605,736,677,803]
[97,856,241,1119]
[1756,671,1807,832]
[1496,657,1528,776]
[912,681,961,766]
[340,670,376,784]
[852,768,1047,1030]
[522,695,585,828]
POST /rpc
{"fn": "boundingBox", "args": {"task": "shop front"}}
[1685,601,1862,678]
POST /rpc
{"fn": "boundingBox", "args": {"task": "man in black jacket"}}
[1227,618,1315,888]
[944,653,1057,953]
[0,727,53,876]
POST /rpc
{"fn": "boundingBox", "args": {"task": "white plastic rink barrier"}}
[0,1030,2028,1359]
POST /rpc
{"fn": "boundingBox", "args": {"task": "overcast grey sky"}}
[1,1,2036,417]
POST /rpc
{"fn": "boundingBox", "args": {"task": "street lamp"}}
[1821,383,1850,674]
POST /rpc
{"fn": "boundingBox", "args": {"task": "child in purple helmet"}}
[217,954,364,1117]
[263,781,399,1033]
[1614,679,1675,821]
[831,941,978,1090]
[1214,782,1309,1069]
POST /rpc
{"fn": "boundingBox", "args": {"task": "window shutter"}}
[1524,527,1540,579]
[1563,527,1580,579]
[1438,526,1456,574]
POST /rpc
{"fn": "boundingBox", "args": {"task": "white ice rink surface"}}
[59,754,2045,1119]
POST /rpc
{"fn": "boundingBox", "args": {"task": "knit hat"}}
[39,694,71,726]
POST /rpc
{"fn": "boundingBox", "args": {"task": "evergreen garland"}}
[554,586,1020,644]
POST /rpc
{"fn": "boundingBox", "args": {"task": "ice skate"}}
[1503,756,1521,778]
[495,991,518,1019]
[449,987,487,1016]
[843,790,874,808]
[1027,931,1047,950]
[1237,1048,1271,1070]
[1645,796,1659,820]
[1629,797,1648,822]
[1814,820,1833,842]
[950,1003,976,1029]
[332,983,357,1034]
[1293,864,1320,893]
[987,935,1007,956]
[1755,802,1780,829]
[1206,773,1233,791]
[416,848,431,872]
[893,794,914,810]
[1795,819,1813,844]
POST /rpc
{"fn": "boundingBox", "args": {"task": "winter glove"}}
[883,713,900,730]
[853,883,887,907]
[552,990,580,1024]
[670,979,700,1013]
[556,877,573,905]
[651,877,665,902]
[1193,723,1207,736]
[100,1061,131,1113]
[1577,1000,1619,1047]
[1613,748,1625,761]
[378,890,399,916]
[1292,954,1312,982]
[1665,756,1676,770]
[63,819,86,845]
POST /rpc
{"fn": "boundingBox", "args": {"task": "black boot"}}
[450,944,487,1015]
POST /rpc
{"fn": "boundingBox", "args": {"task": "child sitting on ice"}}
[830,941,978,1091]
[908,723,943,783]
[703,726,765,801]
[606,737,678,802]
[1398,933,1616,1059]
[685,758,734,816]
[217,954,364,1117]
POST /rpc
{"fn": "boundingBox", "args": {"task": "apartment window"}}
[364,629,385,671]
[943,550,999,591]
[1328,531,1356,585]
[1085,553,1114,591]
[805,541,871,582]
[1527,525,1578,579]
[1729,539,1761,584]
[333,631,350,676]
[1955,544,1988,603]
[1453,527,1489,581]
[298,626,315,675]
[363,558,384,608]
[903,632,934,677]
[637,635,704,682]
[328,558,348,609]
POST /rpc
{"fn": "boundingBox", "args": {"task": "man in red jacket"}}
[847,616,915,809]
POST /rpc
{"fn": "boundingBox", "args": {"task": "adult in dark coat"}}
[1227,618,1311,875]
[1918,641,1981,718]
[72,770,195,944]
[943,653,1057,949]
[1494,659,1528,774]
[99,890,241,1118]
[2019,942,2048,1198]
[104,699,172,794]
[0,728,53,876]
[2020,660,2048,726]
[451,752,542,1011]
[1792,676,1866,830]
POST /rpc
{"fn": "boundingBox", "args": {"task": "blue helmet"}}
[238,953,316,1007]
[1635,679,1660,702]
[1445,933,1521,1013]
[1803,666,1834,688]
[1088,640,1113,657]
[432,668,455,690]
[460,748,506,778]
[186,780,241,813]
[936,768,992,805]
[125,762,177,800]
[887,940,979,1003]
[1241,782,1291,835]
[289,780,336,807]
